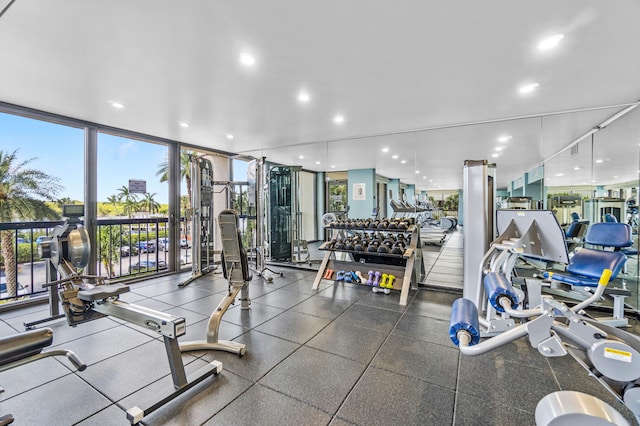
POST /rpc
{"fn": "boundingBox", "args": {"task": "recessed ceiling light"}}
[331,165,336,169]
[315,161,320,165]
[239,52,255,66]
[401,160,407,164]
[382,147,389,152]
[333,115,345,124]
[595,159,603,163]
[415,170,420,174]
[179,122,189,128]
[538,34,565,50]
[422,176,426,179]
[556,173,564,177]
[109,101,124,109]
[429,180,433,183]
[299,155,304,159]
[574,166,581,170]
[392,155,399,159]
[492,153,500,158]
[226,133,234,140]
[495,147,503,151]
[519,83,540,94]
[298,91,310,102]
[591,180,596,183]
[498,135,512,142]
[613,175,618,179]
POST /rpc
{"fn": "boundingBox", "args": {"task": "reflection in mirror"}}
[543,106,640,311]
[592,107,640,310]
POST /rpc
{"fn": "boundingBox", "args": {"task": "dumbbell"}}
[372,272,390,294]
[373,271,382,287]
[367,270,375,286]
[385,274,396,289]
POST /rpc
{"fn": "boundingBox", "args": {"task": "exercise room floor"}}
[1,229,639,425]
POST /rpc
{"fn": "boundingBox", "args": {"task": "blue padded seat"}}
[547,222,632,287]
[565,213,588,239]
[604,213,618,223]
[586,222,632,247]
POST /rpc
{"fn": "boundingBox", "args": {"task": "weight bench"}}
[0,328,86,425]
[180,209,252,356]
[544,222,632,327]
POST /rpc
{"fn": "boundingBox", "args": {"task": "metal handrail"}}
[0,216,191,303]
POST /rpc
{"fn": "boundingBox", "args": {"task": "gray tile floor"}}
[1,229,638,425]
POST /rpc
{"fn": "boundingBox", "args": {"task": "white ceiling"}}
[1,1,639,190]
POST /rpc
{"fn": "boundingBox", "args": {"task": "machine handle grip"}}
[598,269,612,287]
[67,351,87,371]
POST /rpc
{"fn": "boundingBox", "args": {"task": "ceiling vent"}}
[570,144,579,157]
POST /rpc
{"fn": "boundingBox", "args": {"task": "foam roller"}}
[449,298,480,347]
[483,272,518,313]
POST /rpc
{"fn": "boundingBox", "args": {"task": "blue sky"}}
[1,112,248,205]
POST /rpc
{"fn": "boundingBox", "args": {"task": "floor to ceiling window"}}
[96,132,169,278]
[0,112,83,300]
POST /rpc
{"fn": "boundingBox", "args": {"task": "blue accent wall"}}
[405,184,415,203]
[347,168,376,219]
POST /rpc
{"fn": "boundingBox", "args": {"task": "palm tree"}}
[116,185,138,204]
[56,197,73,207]
[140,192,160,215]
[156,150,199,209]
[122,198,139,218]
[106,194,120,215]
[0,150,61,297]
[97,225,121,277]
[116,186,139,218]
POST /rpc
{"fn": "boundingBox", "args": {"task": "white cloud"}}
[117,141,138,159]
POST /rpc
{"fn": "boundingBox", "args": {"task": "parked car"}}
[0,271,28,298]
[130,260,167,272]
[157,237,169,251]
[120,245,139,256]
[136,241,156,253]
[16,237,29,244]
[180,252,192,265]
[157,238,191,251]
[35,235,48,245]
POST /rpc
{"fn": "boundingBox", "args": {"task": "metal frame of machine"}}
[179,155,216,287]
[450,271,640,425]
[34,205,223,425]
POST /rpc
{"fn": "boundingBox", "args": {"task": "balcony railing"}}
[0,216,192,304]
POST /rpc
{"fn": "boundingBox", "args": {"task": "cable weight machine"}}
[179,156,216,287]
[253,158,282,281]
[268,165,310,265]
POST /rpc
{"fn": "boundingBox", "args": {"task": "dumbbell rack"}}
[312,223,424,305]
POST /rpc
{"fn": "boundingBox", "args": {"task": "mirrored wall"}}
[242,104,640,308]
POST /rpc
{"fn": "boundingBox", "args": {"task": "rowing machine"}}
[37,205,222,425]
